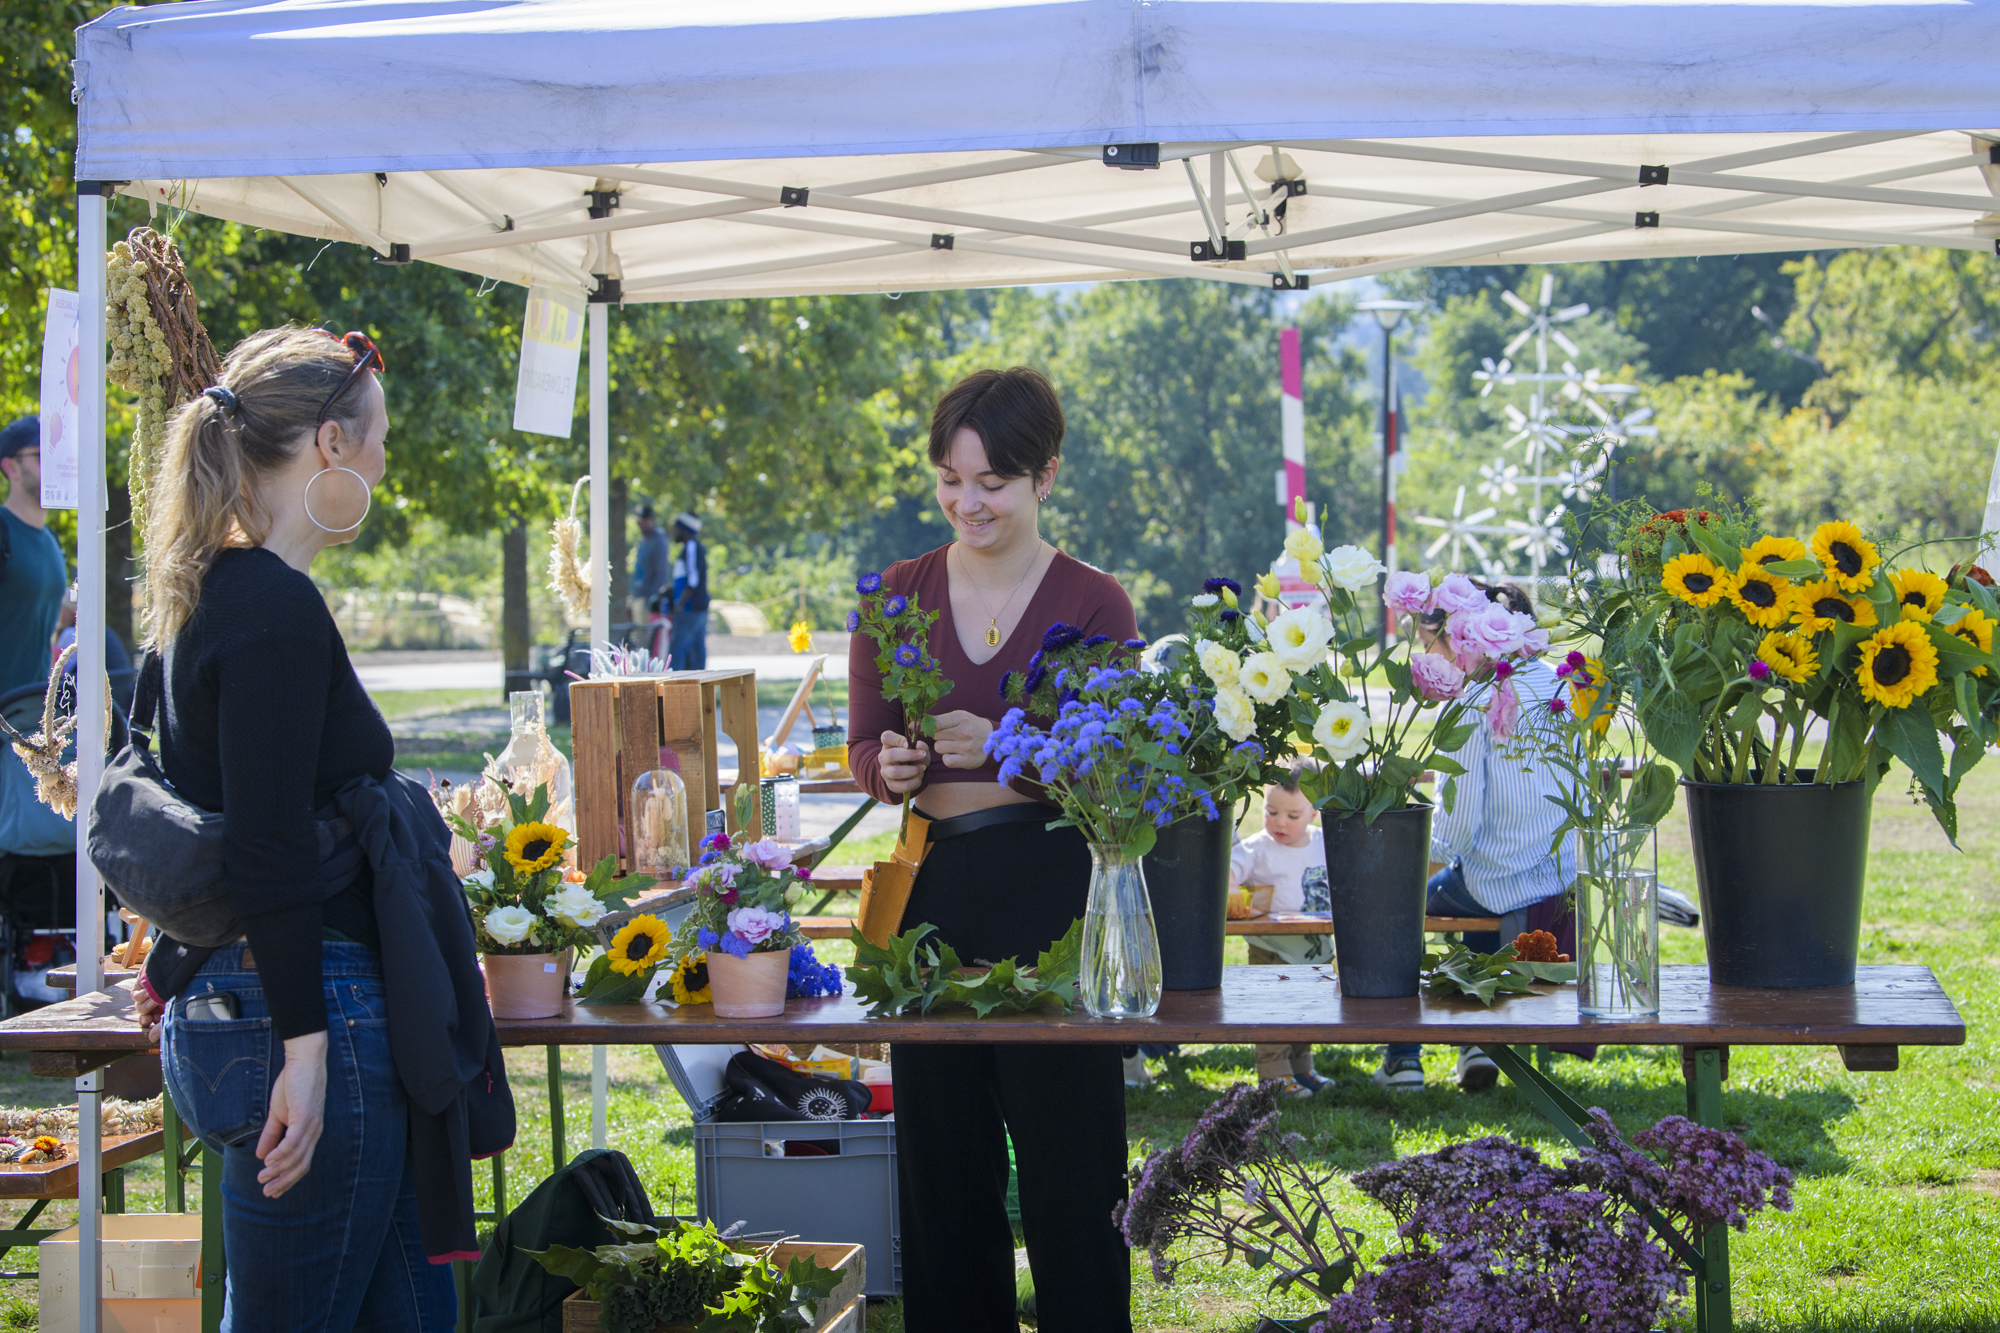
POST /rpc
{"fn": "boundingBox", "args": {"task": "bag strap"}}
[128,649,165,742]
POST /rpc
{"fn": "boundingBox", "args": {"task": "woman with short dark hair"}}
[848,366,1137,1333]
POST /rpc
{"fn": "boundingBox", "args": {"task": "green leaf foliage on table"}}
[527,1216,841,1333]
[846,921,1083,1019]
[1422,940,1578,1007]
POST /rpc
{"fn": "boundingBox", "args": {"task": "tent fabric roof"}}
[76,1,2000,300]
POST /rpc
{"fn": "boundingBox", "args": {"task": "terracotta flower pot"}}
[706,948,791,1018]
[482,950,570,1020]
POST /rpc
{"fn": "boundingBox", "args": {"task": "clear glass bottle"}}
[1576,825,1660,1019]
[491,690,576,838]
[631,768,690,875]
[1081,844,1162,1019]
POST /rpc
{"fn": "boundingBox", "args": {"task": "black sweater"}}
[160,547,390,1038]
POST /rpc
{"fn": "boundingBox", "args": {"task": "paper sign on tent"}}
[513,285,585,438]
[39,288,81,510]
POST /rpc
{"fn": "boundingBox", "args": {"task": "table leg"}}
[1685,1046,1732,1333]
[104,1164,125,1214]
[163,1091,185,1213]
[547,1045,567,1169]
[202,1144,225,1333]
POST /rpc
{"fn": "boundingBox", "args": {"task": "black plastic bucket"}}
[1684,773,1869,989]
[1142,814,1233,990]
[1325,805,1434,998]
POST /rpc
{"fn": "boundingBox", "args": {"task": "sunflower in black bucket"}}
[1891,568,1947,623]
[1856,622,1938,709]
[1809,520,1879,593]
[1792,580,1877,633]
[1662,552,1728,608]
[1726,566,1794,628]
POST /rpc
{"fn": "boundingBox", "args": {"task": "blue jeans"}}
[669,607,709,670]
[161,941,456,1332]
[1385,864,1511,1065]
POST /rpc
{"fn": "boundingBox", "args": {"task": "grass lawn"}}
[0,762,1990,1330]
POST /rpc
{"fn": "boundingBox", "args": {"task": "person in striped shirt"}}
[1374,580,1579,1093]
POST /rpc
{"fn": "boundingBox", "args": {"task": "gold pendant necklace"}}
[985,621,1002,648]
[960,542,1043,651]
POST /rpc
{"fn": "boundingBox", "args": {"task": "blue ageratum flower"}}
[894,644,921,668]
[1041,622,1085,653]
[1233,740,1265,759]
[857,572,884,594]
[1203,577,1242,596]
[846,610,861,632]
[1123,638,1148,651]
[884,595,908,617]
[698,927,719,950]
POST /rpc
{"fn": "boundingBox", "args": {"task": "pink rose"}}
[1449,602,1527,660]
[1433,573,1487,617]
[726,906,790,945]
[743,838,792,872]
[1409,652,1465,701]
[1382,571,1434,616]
[1487,678,1521,740]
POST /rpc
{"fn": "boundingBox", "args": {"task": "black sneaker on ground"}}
[1371,1056,1425,1091]
[1454,1047,1499,1092]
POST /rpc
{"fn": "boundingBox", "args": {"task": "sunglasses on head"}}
[316,330,387,426]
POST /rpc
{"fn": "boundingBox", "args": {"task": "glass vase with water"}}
[1081,845,1163,1019]
[1576,825,1659,1018]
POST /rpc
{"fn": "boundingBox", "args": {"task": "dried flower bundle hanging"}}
[105,227,222,536]
[0,643,110,819]
[547,475,594,622]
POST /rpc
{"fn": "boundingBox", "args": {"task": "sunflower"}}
[1947,607,1994,677]
[1662,552,1729,608]
[1725,567,1795,628]
[1890,568,1947,623]
[1856,621,1939,709]
[1755,631,1818,683]
[1792,581,1878,633]
[503,821,568,875]
[1566,657,1612,736]
[1809,521,1880,593]
[1741,535,1811,569]
[668,953,712,1004]
[607,914,672,975]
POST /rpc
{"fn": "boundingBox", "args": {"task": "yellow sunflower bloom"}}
[1792,581,1878,633]
[1856,621,1939,709]
[503,822,568,875]
[669,954,713,1004]
[607,914,672,975]
[1725,567,1795,628]
[1566,656,1613,736]
[1662,552,1729,608]
[1890,569,1947,623]
[1948,607,1994,677]
[1755,631,1818,683]
[1740,535,1811,569]
[1809,521,1880,593]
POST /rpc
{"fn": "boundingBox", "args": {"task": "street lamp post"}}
[1357,299,1423,635]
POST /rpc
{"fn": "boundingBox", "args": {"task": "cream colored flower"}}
[1313,701,1370,761]
[1284,527,1325,565]
[1193,638,1240,689]
[1322,546,1388,592]
[1265,606,1335,671]
[483,905,538,947]
[1239,652,1293,705]
[1213,687,1257,742]
[546,884,607,929]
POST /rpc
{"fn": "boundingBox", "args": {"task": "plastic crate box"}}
[657,1042,901,1297]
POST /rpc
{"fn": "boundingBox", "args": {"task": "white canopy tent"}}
[58,2,2000,1327]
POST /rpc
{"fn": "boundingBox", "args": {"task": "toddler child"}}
[1229,763,1334,1098]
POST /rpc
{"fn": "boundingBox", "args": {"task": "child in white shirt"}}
[1229,767,1334,1097]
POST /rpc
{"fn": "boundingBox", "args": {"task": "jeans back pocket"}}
[165,1011,273,1150]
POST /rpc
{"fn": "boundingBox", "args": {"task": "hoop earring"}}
[303,466,372,534]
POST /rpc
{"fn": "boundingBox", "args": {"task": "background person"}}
[1376,580,1578,1094]
[1230,760,1335,1097]
[668,511,708,669]
[0,416,75,864]
[630,502,671,660]
[848,367,1136,1333]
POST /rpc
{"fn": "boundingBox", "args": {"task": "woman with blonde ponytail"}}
[128,327,466,1330]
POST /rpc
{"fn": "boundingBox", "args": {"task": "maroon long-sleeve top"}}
[847,545,1138,805]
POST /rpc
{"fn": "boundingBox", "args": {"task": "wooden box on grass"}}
[560,1241,864,1333]
[570,672,761,875]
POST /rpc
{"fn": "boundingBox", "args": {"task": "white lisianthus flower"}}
[1238,652,1293,705]
[1190,593,1220,608]
[1194,638,1240,689]
[1297,560,1325,588]
[1313,701,1371,761]
[1265,607,1335,671]
[546,884,607,929]
[1284,527,1324,565]
[483,904,539,947]
[1213,687,1257,742]
[1322,545,1387,592]
[463,869,496,893]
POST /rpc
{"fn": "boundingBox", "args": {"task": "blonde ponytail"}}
[142,327,372,648]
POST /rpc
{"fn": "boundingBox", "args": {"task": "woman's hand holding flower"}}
[929,710,995,770]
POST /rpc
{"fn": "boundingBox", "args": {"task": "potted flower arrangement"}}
[986,634,1259,1017]
[448,780,652,1019]
[1249,512,1546,997]
[1572,498,1999,988]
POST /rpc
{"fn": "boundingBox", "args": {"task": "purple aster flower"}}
[1023,664,1049,693]
[884,594,908,617]
[1749,660,1771,681]
[894,644,921,668]
[856,572,883,594]
[1203,577,1242,596]
[1219,608,1241,623]
[1041,622,1084,652]
[1124,638,1148,651]
[1084,633,1112,648]
[999,671,1018,698]
[845,609,861,632]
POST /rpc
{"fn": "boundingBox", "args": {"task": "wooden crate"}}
[561,1241,864,1333]
[569,672,761,875]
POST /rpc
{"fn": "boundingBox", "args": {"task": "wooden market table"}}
[0,965,1965,1333]
[792,911,1502,938]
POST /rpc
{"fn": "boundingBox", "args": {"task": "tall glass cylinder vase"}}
[1081,844,1162,1019]
[1576,825,1660,1019]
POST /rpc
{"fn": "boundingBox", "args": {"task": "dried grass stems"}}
[547,475,594,622]
[1,642,110,820]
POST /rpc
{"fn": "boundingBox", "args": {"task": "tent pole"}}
[588,302,609,652]
[75,181,110,1333]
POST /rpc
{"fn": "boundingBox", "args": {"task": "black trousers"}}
[891,812,1133,1333]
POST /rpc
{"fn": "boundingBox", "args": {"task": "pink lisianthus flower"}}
[1409,652,1466,702]
[1520,626,1550,658]
[742,838,793,872]
[1382,570,1434,616]
[726,906,790,945]
[1433,573,1488,617]
[1449,601,1528,660]
[1487,678,1522,740]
